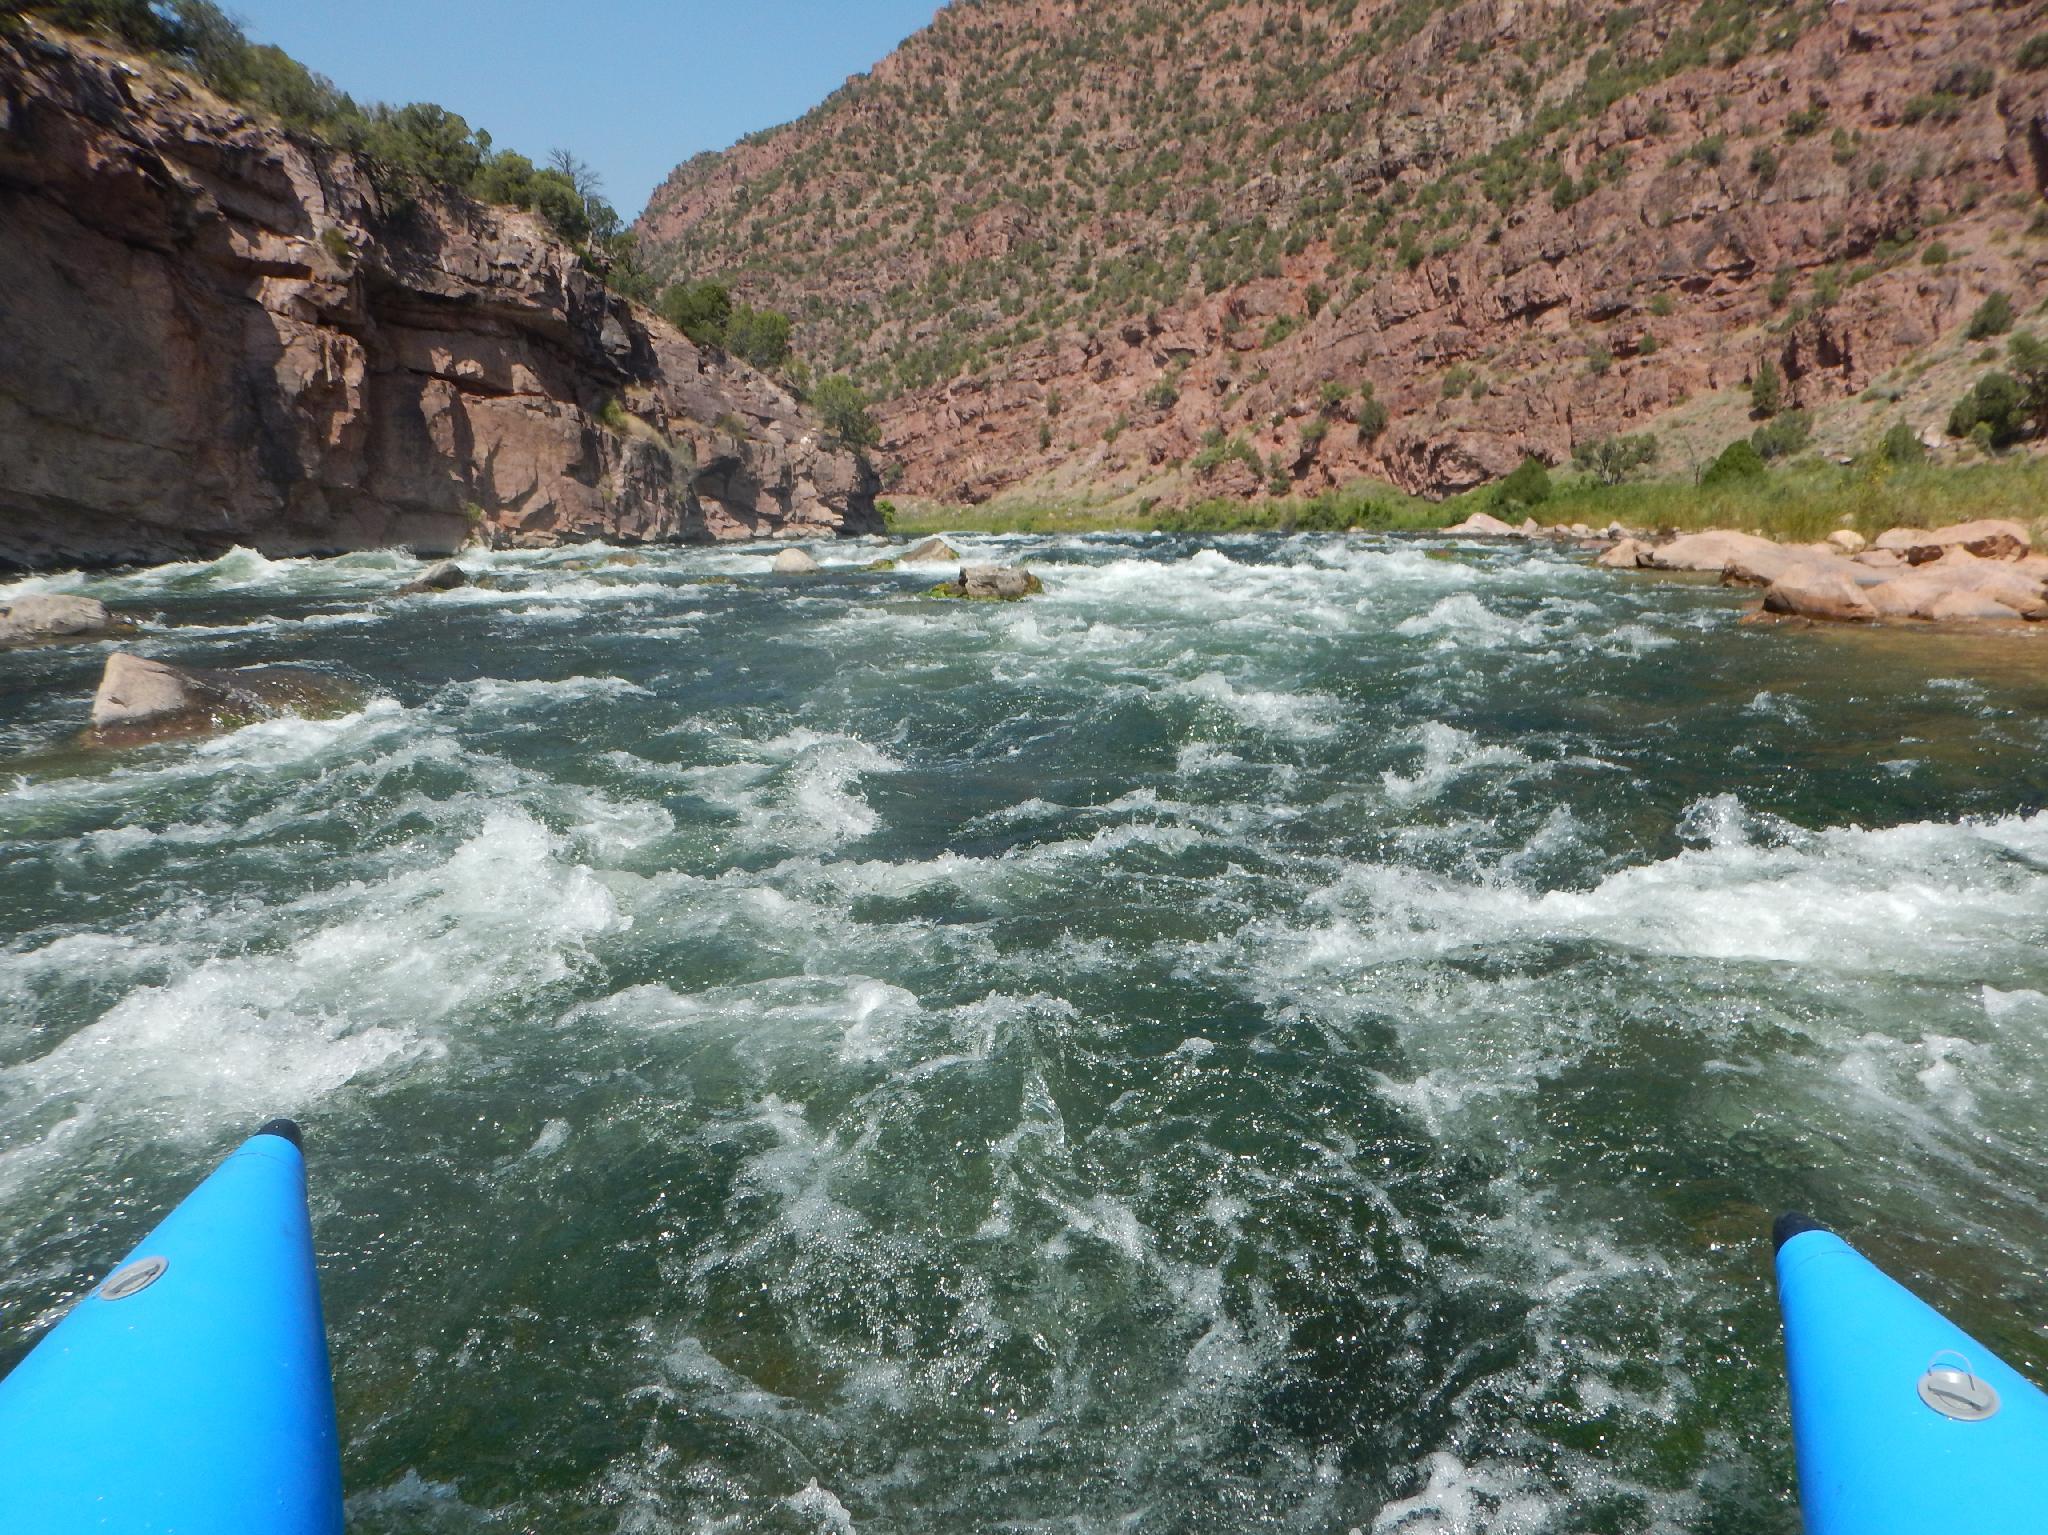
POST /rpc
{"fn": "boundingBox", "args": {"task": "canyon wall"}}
[640,0,2048,507]
[0,27,878,571]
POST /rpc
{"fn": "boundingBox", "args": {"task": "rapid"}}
[3,532,2047,1533]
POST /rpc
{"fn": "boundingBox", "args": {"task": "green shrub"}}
[1946,373,2025,448]
[812,375,878,449]
[1586,340,1613,376]
[1701,438,1767,486]
[1965,291,2015,340]
[1496,455,1553,508]
[1649,291,1677,317]
[659,280,733,348]
[1921,241,1950,266]
[1750,357,1783,417]
[1191,430,1262,474]
[1750,408,1811,461]
[1878,421,1926,465]
[1768,267,1795,308]
[2020,35,2048,70]
[1355,384,1389,443]
[1784,102,1827,137]
[1571,433,1659,485]
[726,304,793,369]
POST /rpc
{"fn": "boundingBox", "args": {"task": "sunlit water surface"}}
[4,533,2048,1533]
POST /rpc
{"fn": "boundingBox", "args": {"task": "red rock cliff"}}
[0,27,879,570]
[639,0,2048,507]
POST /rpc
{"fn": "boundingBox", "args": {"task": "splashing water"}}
[4,532,2048,1533]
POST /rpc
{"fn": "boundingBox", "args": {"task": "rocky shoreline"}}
[1448,511,2048,628]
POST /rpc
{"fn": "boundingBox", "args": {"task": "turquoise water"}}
[4,533,2048,1532]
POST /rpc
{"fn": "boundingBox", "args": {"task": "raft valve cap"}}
[98,1255,167,1301]
[1917,1352,2000,1422]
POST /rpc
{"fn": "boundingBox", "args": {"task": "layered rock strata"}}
[0,27,878,571]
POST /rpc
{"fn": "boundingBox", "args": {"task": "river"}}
[4,532,2047,1532]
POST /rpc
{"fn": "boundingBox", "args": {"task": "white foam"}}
[1382,723,1531,804]
[1171,671,1338,740]
[0,808,623,1188]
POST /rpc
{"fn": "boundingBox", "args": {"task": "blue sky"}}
[228,0,942,219]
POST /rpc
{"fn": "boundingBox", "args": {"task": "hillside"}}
[0,19,877,570]
[637,0,2048,509]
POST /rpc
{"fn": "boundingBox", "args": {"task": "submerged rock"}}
[771,548,822,574]
[88,652,356,745]
[398,560,468,594]
[0,593,119,645]
[929,564,1043,600]
[900,536,960,563]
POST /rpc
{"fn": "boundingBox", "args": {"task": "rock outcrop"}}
[0,27,879,572]
[900,536,960,563]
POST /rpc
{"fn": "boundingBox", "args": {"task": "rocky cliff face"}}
[639,0,2048,506]
[0,27,878,571]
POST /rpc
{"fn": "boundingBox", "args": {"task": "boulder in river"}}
[0,593,119,645]
[900,536,960,563]
[1444,511,1516,536]
[397,560,468,595]
[88,652,356,745]
[930,564,1043,600]
[1761,568,1876,622]
[1596,538,1648,569]
[771,548,822,574]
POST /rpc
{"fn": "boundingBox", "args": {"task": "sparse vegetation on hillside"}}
[5,0,650,291]
[633,0,2042,512]
[636,0,1877,407]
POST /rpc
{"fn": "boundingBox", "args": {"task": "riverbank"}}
[884,456,2048,544]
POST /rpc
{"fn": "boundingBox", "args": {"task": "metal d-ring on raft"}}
[1773,1211,2048,1534]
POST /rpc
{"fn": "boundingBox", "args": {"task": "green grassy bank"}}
[881,454,2048,543]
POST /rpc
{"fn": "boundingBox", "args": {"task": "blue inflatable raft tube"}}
[1774,1211,2048,1535]
[0,1119,343,1533]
